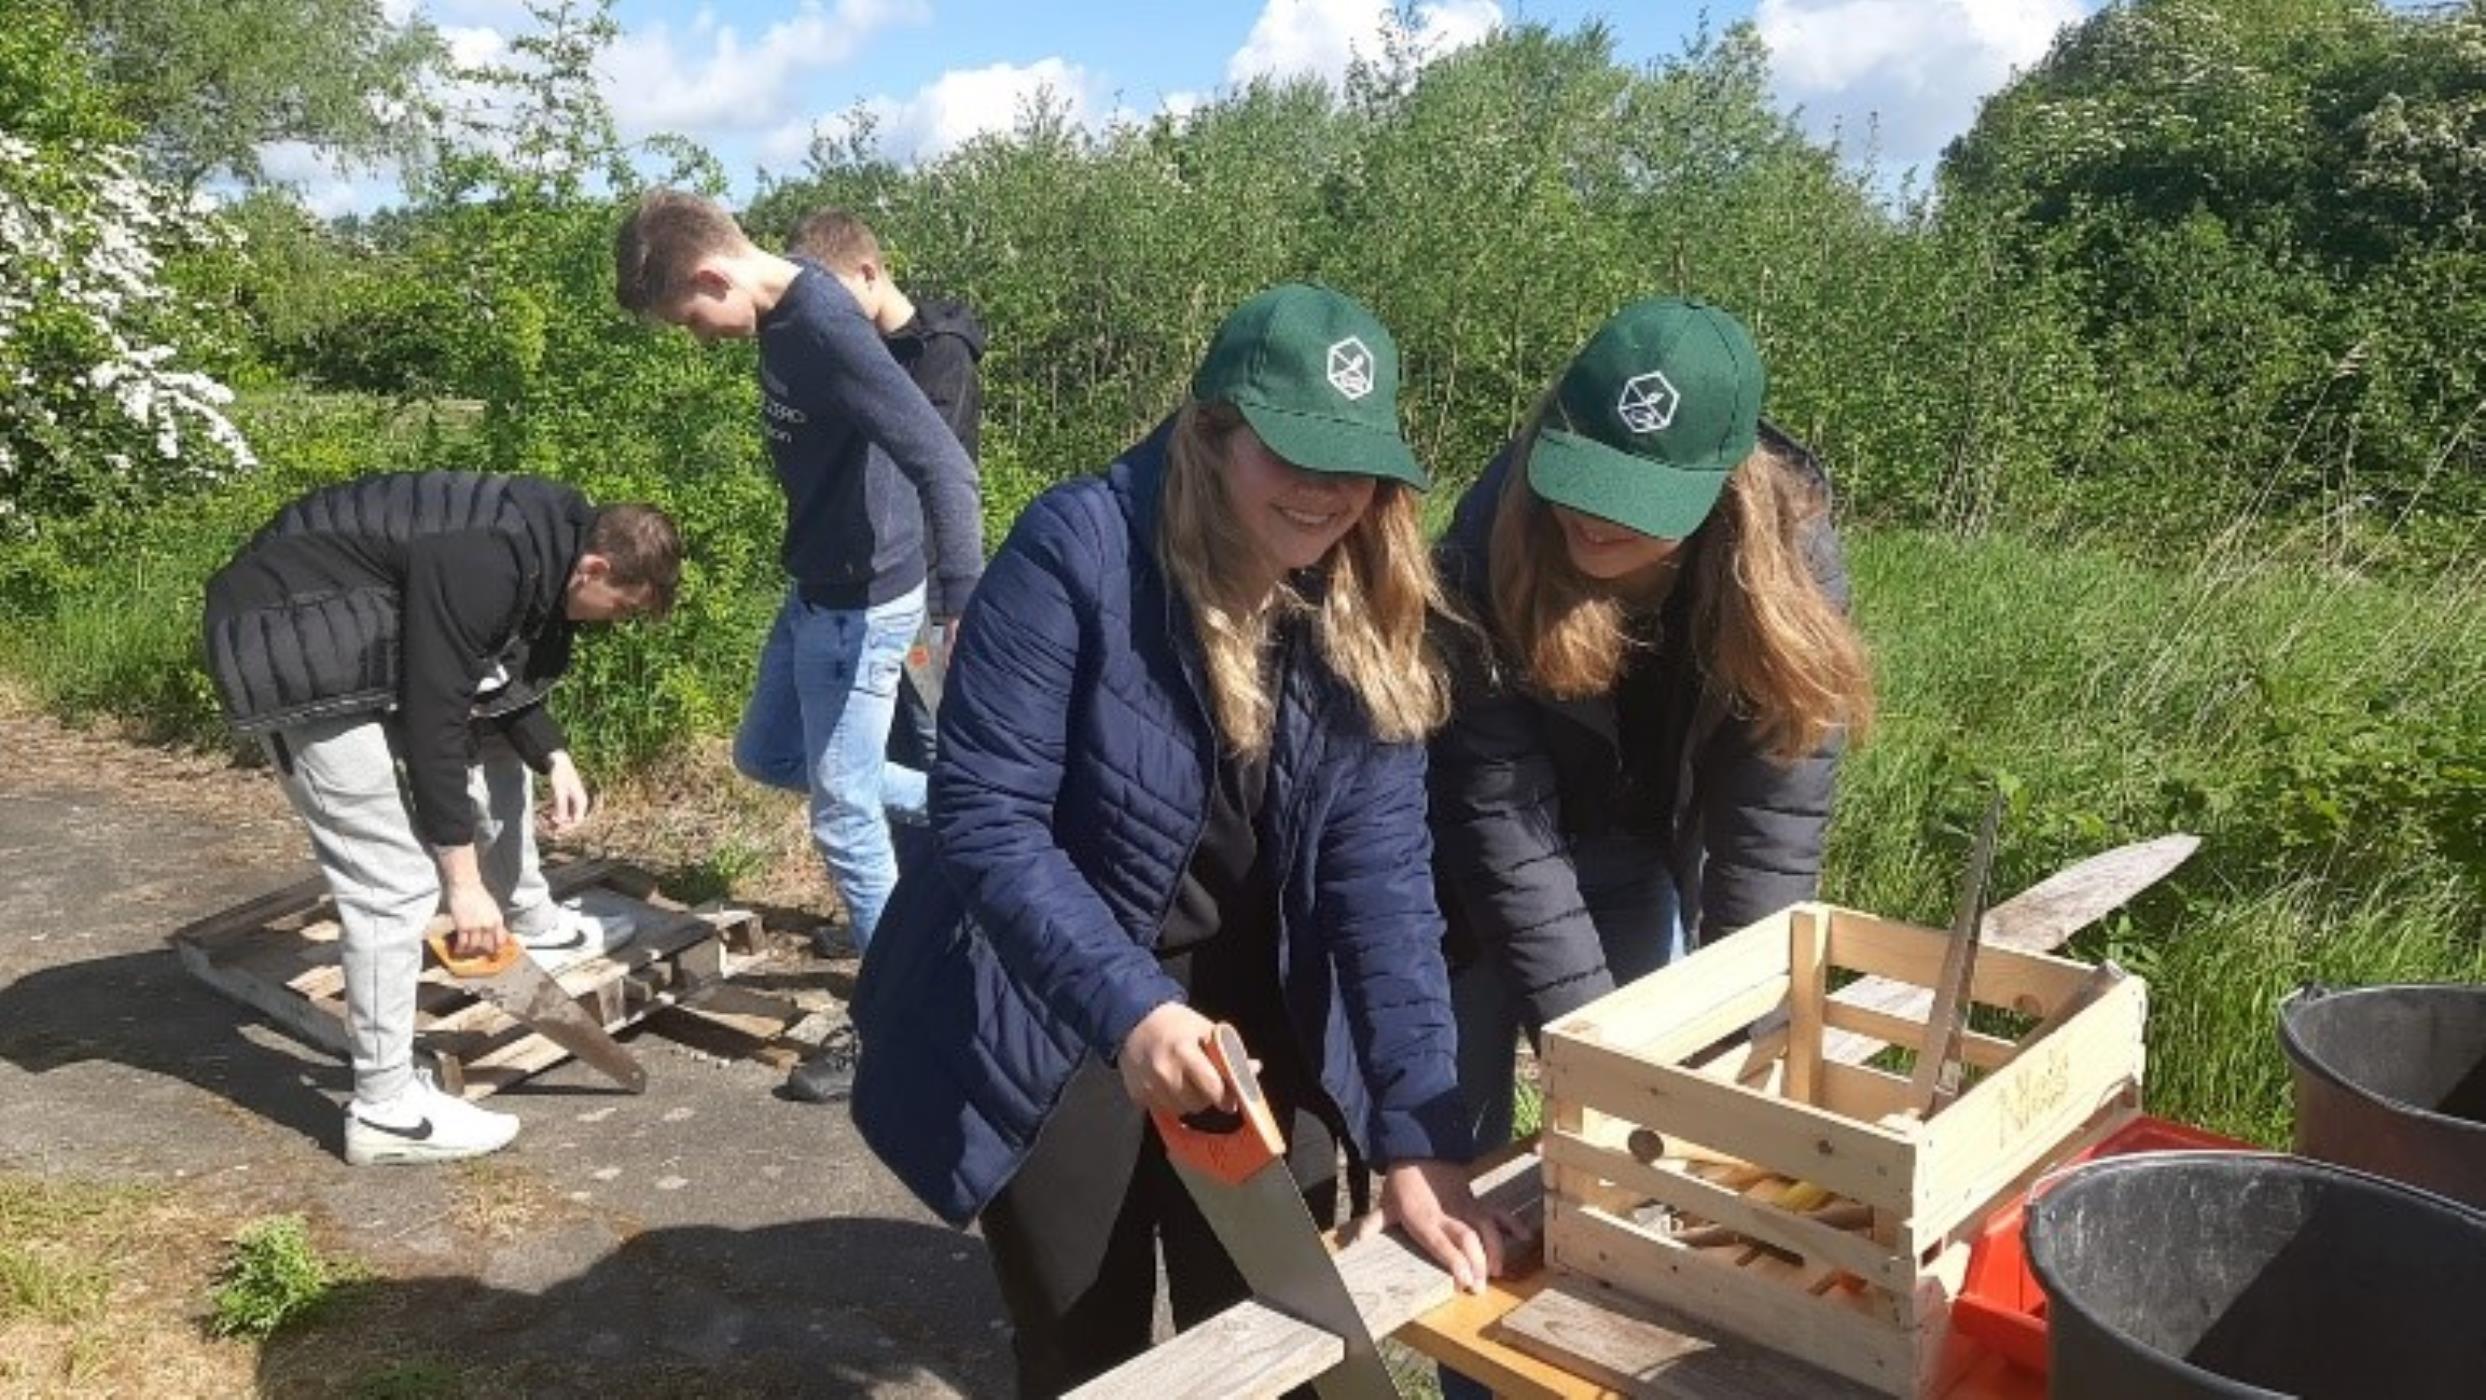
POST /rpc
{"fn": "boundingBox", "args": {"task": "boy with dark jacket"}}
[613,191,983,997]
[789,207,989,776]
[202,471,680,1165]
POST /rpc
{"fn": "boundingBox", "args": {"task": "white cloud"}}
[597,0,930,141]
[758,116,824,171]
[438,22,507,69]
[254,141,400,219]
[807,57,1098,165]
[1226,0,1502,89]
[1756,0,2091,167]
[779,57,1219,169]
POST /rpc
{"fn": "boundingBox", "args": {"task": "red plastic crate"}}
[1952,1115,2254,1376]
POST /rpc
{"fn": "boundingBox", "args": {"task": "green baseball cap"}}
[1191,283,1427,490]
[1527,298,1765,540]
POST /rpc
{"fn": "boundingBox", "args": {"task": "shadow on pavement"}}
[0,945,347,1150]
[254,1212,1010,1399]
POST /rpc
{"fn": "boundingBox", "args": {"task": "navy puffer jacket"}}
[851,422,1471,1226]
[1430,429,1851,1031]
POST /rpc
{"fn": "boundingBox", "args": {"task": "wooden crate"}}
[1536,902,2146,1397]
[171,857,797,1097]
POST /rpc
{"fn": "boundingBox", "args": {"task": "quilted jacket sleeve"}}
[1428,649,1617,1033]
[1688,512,1852,941]
[930,490,1186,1059]
[1317,736,1473,1166]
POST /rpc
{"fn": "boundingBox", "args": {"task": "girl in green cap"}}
[850,283,1511,1395]
[1428,297,1877,1160]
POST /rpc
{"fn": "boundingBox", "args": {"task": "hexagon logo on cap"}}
[1616,370,1680,434]
[1326,336,1375,400]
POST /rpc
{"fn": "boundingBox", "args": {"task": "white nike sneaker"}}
[343,1070,521,1166]
[512,900,622,971]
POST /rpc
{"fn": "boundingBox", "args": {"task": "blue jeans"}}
[1440,830,1683,1400]
[734,584,928,952]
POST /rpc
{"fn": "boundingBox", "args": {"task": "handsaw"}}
[1815,833,2198,1067]
[1908,791,2005,1114]
[902,617,950,717]
[427,928,648,1094]
[1151,1024,1398,1399]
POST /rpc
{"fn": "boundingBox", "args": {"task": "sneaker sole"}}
[344,1130,519,1166]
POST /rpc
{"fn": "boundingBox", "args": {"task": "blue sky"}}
[289,1,2104,214]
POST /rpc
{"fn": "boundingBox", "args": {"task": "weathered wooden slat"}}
[172,858,796,1100]
[1494,1275,1878,1400]
[1817,836,2195,1066]
[173,934,351,1055]
[1068,1151,1546,1400]
[169,871,332,952]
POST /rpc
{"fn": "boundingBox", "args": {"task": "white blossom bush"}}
[0,132,255,534]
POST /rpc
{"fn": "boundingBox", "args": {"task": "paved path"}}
[0,710,1009,1398]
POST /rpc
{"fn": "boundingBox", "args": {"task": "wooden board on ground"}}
[170,856,798,1097]
[1495,1275,1879,1400]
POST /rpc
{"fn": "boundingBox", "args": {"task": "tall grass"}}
[1833,529,2486,1143]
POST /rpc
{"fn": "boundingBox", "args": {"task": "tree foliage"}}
[1942,0,2486,544]
[65,0,439,190]
[15,0,2485,574]
[0,1,255,533]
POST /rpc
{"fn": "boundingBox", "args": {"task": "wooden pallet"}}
[170,857,802,1098]
[1534,903,2146,1398]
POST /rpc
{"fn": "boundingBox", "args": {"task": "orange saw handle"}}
[426,928,523,979]
[1150,1022,1286,1186]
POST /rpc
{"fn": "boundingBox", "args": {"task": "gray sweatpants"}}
[265,714,556,1104]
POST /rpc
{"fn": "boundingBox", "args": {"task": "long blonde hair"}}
[1158,402,1452,755]
[1487,425,1875,761]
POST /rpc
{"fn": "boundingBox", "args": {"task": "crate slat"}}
[1545,1030,1917,1212]
[1549,1201,1923,1394]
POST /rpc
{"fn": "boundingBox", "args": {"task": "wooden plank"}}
[1071,1151,1546,1400]
[1979,836,2198,953]
[1819,837,2193,1070]
[1553,914,1792,1060]
[1626,974,1793,1073]
[169,871,332,952]
[1689,1033,1784,1095]
[1543,1030,1914,1211]
[1821,1001,2016,1073]
[1066,1299,1342,1400]
[674,981,800,1033]
[1497,1275,1880,1400]
[1818,1061,1918,1127]
[1826,912,2086,1015]
[1408,1274,1626,1399]
[1547,1204,1915,1394]
[1541,1132,1909,1293]
[1784,909,1826,1105]
[1910,973,2146,1246]
[174,935,351,1055]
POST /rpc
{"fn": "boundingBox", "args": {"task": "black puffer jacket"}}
[885,296,986,462]
[202,471,591,845]
[1428,427,1851,1030]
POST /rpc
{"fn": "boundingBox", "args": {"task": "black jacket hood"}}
[898,297,988,360]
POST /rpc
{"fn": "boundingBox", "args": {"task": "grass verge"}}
[0,1175,257,1395]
